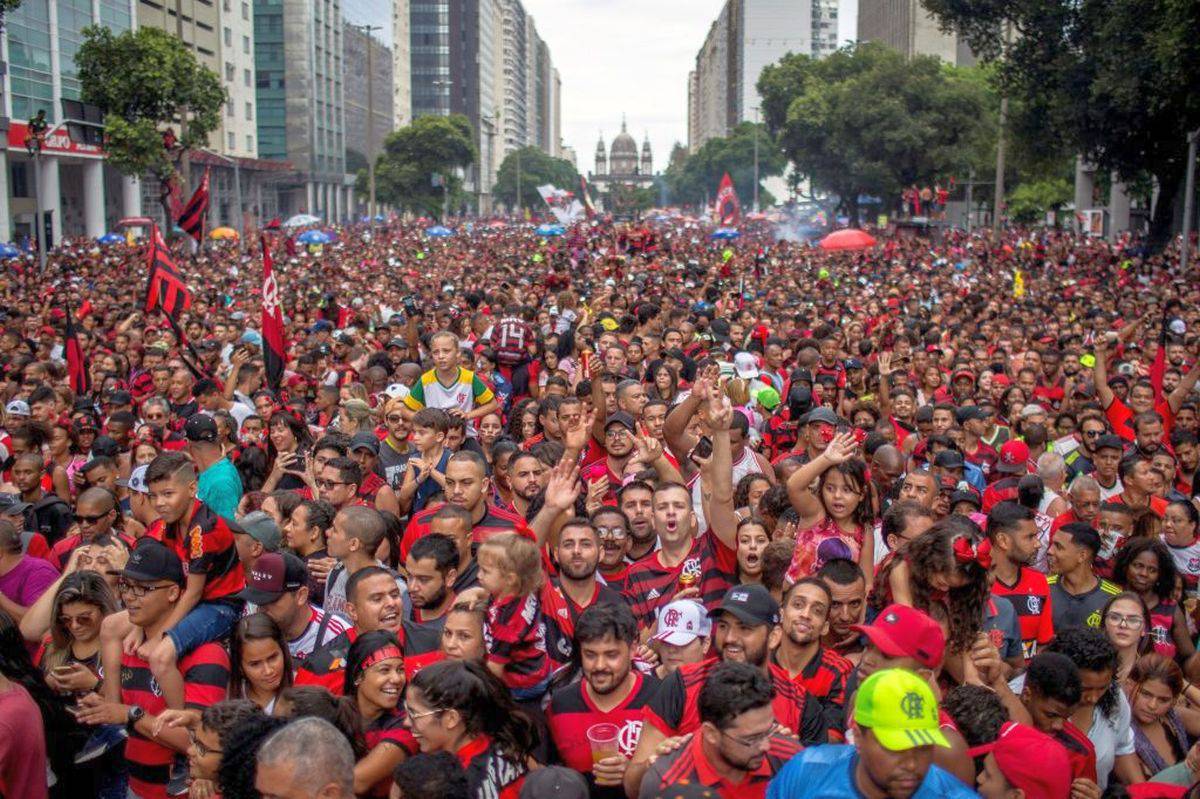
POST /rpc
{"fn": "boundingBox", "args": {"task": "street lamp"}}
[1183,128,1199,273]
[751,106,760,214]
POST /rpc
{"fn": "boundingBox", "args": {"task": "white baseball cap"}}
[4,399,30,417]
[651,599,712,647]
[117,465,150,494]
[733,351,759,380]
[382,383,410,400]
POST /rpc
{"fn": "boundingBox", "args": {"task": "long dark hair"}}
[229,613,294,700]
[1112,537,1177,601]
[818,458,875,531]
[409,660,537,762]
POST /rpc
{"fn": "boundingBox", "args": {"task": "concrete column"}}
[47,0,62,120]
[82,160,106,238]
[306,181,316,215]
[1109,172,1132,240]
[122,175,142,217]
[0,151,10,242]
[1073,158,1095,234]
[39,156,62,247]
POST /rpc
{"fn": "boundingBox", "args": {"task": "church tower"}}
[595,133,607,176]
[641,133,653,177]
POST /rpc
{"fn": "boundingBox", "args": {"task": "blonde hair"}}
[724,378,751,407]
[478,533,544,596]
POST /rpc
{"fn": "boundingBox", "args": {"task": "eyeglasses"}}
[1105,612,1145,630]
[605,428,631,439]
[385,415,405,424]
[403,704,443,721]
[188,731,222,758]
[116,580,174,598]
[75,512,111,524]
[597,526,627,540]
[720,722,779,748]
[316,478,348,490]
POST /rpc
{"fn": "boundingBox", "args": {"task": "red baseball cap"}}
[851,604,945,669]
[997,440,1030,474]
[968,723,1072,799]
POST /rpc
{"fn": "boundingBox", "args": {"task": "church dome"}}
[609,118,639,175]
[610,130,637,159]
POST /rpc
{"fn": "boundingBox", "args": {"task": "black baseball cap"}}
[802,407,839,427]
[184,414,219,443]
[933,450,965,470]
[120,538,185,585]
[605,411,637,432]
[709,584,780,627]
[349,432,380,455]
[1094,434,1125,452]
[237,551,307,604]
[955,405,989,424]
[0,493,32,516]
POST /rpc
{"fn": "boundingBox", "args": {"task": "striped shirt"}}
[122,644,230,799]
[148,500,245,602]
[622,532,736,627]
[485,593,550,690]
[287,606,349,662]
[771,645,854,709]
[642,729,802,799]
[400,501,526,562]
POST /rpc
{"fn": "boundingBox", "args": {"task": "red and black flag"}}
[716,171,741,226]
[177,169,211,243]
[64,299,90,396]
[260,234,288,392]
[145,224,194,321]
[579,176,597,219]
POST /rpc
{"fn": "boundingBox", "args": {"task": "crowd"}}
[0,214,1198,799]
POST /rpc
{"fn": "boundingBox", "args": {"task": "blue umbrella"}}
[296,230,333,245]
[535,224,565,236]
[97,232,125,245]
[0,244,20,258]
[711,228,740,239]
[424,225,453,237]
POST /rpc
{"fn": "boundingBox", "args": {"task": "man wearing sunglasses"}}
[76,539,230,799]
[49,487,133,570]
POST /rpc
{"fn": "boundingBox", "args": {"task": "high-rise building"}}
[688,0,814,152]
[857,0,974,65]
[0,0,141,243]
[343,23,394,182]
[812,0,840,57]
[254,0,349,221]
[391,0,412,128]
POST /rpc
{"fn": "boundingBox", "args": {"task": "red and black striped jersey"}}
[362,709,418,797]
[540,579,629,666]
[770,645,854,708]
[546,671,659,776]
[294,627,359,695]
[990,567,1055,661]
[122,643,230,799]
[598,563,632,595]
[642,729,802,799]
[622,532,736,627]
[400,501,527,562]
[456,734,528,799]
[486,593,550,690]
[643,659,829,745]
[149,500,245,602]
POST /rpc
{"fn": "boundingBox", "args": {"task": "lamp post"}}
[1182,128,1199,273]
[751,106,760,214]
[355,24,382,225]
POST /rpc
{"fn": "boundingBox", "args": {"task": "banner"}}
[536,184,584,226]
[260,235,288,392]
[177,169,211,243]
[716,172,741,226]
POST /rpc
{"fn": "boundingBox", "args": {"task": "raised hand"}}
[544,458,582,512]
[823,431,858,464]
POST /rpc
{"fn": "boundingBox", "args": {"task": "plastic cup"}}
[587,722,620,765]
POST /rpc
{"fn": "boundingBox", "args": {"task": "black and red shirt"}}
[622,532,736,627]
[148,500,245,602]
[990,566,1055,661]
[456,734,528,799]
[546,672,659,776]
[641,729,802,799]
[362,709,418,797]
[122,643,230,799]
[400,501,526,562]
[540,579,629,666]
[1055,721,1099,783]
[598,564,632,595]
[400,612,446,677]
[294,627,359,695]
[643,659,829,745]
[485,593,550,690]
[771,645,854,709]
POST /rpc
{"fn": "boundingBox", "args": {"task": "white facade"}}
[740,0,813,124]
[217,0,259,157]
[391,0,412,128]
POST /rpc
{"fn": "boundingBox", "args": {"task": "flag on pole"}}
[260,234,288,393]
[177,169,211,243]
[579,176,597,219]
[145,225,194,320]
[716,172,741,226]
[64,299,90,396]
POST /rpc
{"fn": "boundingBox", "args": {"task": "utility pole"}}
[356,24,382,225]
[965,167,974,235]
[992,21,1012,243]
[516,147,522,215]
[1183,128,1199,273]
[752,107,760,213]
[175,0,191,188]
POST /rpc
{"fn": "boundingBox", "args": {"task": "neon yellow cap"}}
[853,668,950,752]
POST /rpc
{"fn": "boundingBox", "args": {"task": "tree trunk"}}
[1148,167,1183,253]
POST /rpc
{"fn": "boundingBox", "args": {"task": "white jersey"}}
[288,607,348,662]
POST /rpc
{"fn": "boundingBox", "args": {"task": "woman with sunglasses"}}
[344,630,416,797]
[33,571,119,696]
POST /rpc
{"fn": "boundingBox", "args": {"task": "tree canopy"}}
[922,0,1200,246]
[493,147,580,210]
[757,42,990,220]
[373,114,476,218]
[77,25,226,190]
[665,123,785,208]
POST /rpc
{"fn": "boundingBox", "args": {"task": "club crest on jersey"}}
[680,558,702,580]
[1026,595,1041,614]
[618,720,643,757]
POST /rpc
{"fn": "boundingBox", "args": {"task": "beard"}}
[559,558,598,581]
[412,584,447,609]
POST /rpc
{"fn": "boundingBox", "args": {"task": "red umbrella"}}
[819,228,877,250]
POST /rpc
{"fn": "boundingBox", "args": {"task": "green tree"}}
[373,114,475,218]
[492,147,581,210]
[1006,177,1073,225]
[77,25,226,226]
[922,0,1200,248]
[757,42,990,221]
[664,123,785,209]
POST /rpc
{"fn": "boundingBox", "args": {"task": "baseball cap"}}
[518,766,589,799]
[4,399,30,417]
[349,431,379,455]
[754,387,782,411]
[1019,403,1047,419]
[951,368,976,383]
[605,411,637,433]
[386,337,408,349]
[708,584,780,627]
[967,722,1072,799]
[651,599,713,646]
[234,510,282,552]
[853,668,950,751]
[790,368,814,385]
[120,538,185,585]
[733,351,759,379]
[950,488,982,509]
[845,358,864,371]
[803,407,839,427]
[955,405,989,424]
[117,464,150,494]
[382,383,410,400]
[0,493,33,516]
[852,603,945,669]
[1094,433,1125,452]
[933,450,964,470]
[996,440,1030,473]
[237,551,307,604]
[184,414,219,443]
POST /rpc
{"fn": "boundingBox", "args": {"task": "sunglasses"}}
[75,512,111,524]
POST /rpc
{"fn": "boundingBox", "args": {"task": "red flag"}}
[177,169,211,243]
[579,176,597,219]
[64,300,90,396]
[145,225,194,320]
[260,234,288,392]
[716,172,741,226]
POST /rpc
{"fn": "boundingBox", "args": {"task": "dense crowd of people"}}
[0,215,1198,799]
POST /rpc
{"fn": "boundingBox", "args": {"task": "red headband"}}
[361,645,403,672]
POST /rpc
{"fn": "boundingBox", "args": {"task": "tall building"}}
[343,22,394,182]
[688,0,814,152]
[254,0,349,221]
[857,0,974,65]
[0,0,141,243]
[391,0,411,127]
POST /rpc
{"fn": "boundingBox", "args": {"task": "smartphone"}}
[402,295,418,316]
[51,665,76,676]
[690,436,714,464]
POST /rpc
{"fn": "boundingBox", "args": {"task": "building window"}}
[244,68,251,87]
[243,35,250,54]
[223,27,232,47]
[223,0,231,10]
[227,101,234,117]
[225,62,235,81]
[228,131,235,149]
[245,101,252,120]
[246,134,253,151]
[242,1,249,19]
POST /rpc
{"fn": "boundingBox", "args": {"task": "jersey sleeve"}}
[471,373,495,405]
[403,379,427,411]
[642,670,686,737]
[182,646,230,710]
[799,693,831,745]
